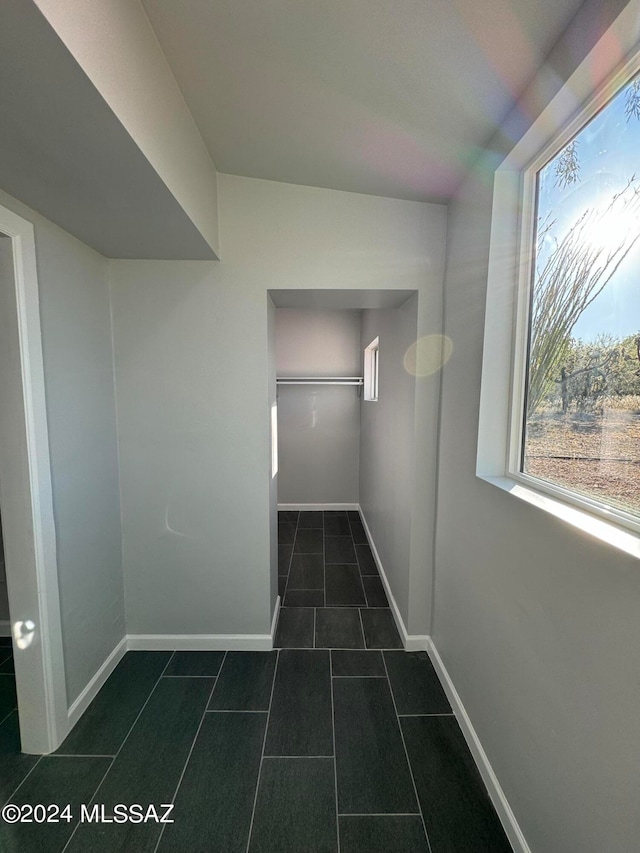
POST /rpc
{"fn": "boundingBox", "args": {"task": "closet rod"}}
[276,376,363,385]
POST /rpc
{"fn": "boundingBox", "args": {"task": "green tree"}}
[554,140,580,188]
[551,73,640,187]
[625,76,640,121]
[554,335,636,412]
[527,179,640,417]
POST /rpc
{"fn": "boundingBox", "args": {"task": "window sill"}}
[478,474,640,560]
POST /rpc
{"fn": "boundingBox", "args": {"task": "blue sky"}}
[536,73,640,343]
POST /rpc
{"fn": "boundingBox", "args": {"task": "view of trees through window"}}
[522,71,640,516]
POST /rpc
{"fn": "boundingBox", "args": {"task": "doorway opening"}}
[267,288,419,642]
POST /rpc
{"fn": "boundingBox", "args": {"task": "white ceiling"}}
[142,0,585,202]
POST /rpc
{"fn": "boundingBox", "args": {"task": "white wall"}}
[276,309,362,504]
[0,515,8,623]
[434,1,640,850]
[359,297,418,630]
[110,175,446,638]
[0,188,124,706]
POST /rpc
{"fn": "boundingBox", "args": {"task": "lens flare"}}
[404,335,453,377]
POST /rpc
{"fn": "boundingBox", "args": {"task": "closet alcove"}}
[268,289,419,512]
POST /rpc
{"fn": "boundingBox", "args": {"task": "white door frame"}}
[0,204,68,753]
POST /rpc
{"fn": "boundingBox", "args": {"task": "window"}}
[271,403,278,478]
[477,5,640,554]
[518,71,640,520]
[364,337,379,401]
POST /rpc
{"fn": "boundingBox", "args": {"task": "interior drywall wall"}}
[359,297,418,628]
[109,175,446,637]
[434,1,640,850]
[33,0,220,258]
[0,514,8,622]
[276,309,362,504]
[0,188,124,706]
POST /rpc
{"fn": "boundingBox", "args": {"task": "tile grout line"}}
[261,754,334,759]
[0,707,14,728]
[263,645,402,651]
[208,649,229,712]
[1,754,44,808]
[354,526,365,579]
[46,753,116,759]
[398,713,455,718]
[244,647,280,853]
[346,510,368,609]
[151,652,226,853]
[278,510,298,608]
[323,533,327,605]
[204,650,228,710]
[61,651,178,853]
[281,525,292,608]
[332,675,386,679]
[321,514,326,639]
[163,674,220,678]
[357,608,368,650]
[339,812,423,817]
[280,603,392,607]
[381,652,434,853]
[59,759,115,853]
[5,654,174,813]
[329,651,341,853]
[205,709,268,714]
[357,556,368,608]
[350,507,367,643]
[284,510,299,605]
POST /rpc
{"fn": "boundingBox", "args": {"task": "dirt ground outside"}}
[524,403,640,514]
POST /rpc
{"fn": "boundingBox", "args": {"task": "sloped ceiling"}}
[0,0,588,259]
[142,0,586,202]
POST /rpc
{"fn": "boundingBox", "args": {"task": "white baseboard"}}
[67,636,127,729]
[66,610,283,738]
[130,597,281,653]
[401,634,430,652]
[278,503,359,511]
[426,638,531,853]
[0,620,11,637]
[357,508,428,651]
[126,633,273,651]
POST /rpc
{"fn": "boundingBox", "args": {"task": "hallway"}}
[276,509,404,649]
[0,513,511,852]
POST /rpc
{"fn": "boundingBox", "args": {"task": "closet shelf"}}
[276,376,363,386]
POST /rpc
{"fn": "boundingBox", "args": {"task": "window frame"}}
[509,59,640,534]
[364,336,379,402]
[477,6,640,558]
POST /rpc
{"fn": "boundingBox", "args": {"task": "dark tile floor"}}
[276,510,405,651]
[0,512,513,852]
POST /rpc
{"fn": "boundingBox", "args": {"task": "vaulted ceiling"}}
[142,0,586,202]
[0,0,588,258]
